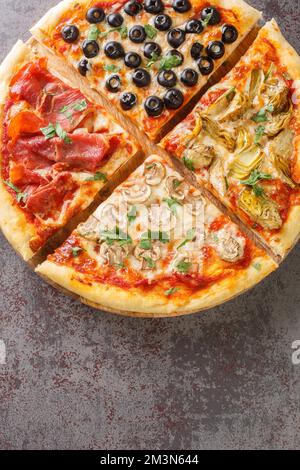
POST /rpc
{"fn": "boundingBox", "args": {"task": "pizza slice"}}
[36,154,276,317]
[162,20,300,259]
[0,41,138,261]
[31,0,261,141]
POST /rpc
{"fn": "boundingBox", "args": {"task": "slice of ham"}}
[9,163,48,187]
[7,111,45,141]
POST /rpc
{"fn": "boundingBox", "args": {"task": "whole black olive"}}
[164,88,184,109]
[222,24,238,43]
[185,19,203,34]
[206,40,225,59]
[124,1,143,16]
[106,75,122,93]
[107,13,124,28]
[144,0,164,14]
[78,58,89,76]
[129,25,147,43]
[167,28,186,49]
[157,70,177,88]
[61,25,80,43]
[190,42,204,60]
[172,0,191,13]
[132,68,151,87]
[82,40,100,59]
[154,14,172,31]
[144,96,165,116]
[120,92,137,110]
[201,6,221,25]
[104,41,125,59]
[86,7,105,24]
[166,49,184,66]
[143,42,162,59]
[124,52,142,68]
[197,56,214,75]
[180,68,199,87]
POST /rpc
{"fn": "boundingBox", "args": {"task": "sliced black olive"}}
[78,59,89,76]
[154,14,172,31]
[129,25,147,43]
[144,96,165,116]
[132,68,151,87]
[190,42,204,60]
[222,24,238,44]
[185,19,203,34]
[106,75,122,93]
[143,42,162,59]
[104,41,125,59]
[180,68,198,87]
[201,6,221,25]
[206,40,225,59]
[121,92,137,110]
[107,13,124,28]
[172,0,191,13]
[124,52,142,68]
[166,49,184,66]
[86,7,105,24]
[164,88,184,109]
[124,1,143,16]
[61,25,79,43]
[167,28,186,49]
[144,0,164,14]
[197,56,214,75]
[157,70,177,88]
[82,40,100,59]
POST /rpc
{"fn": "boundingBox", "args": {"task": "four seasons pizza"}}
[162,20,300,259]
[0,41,137,261]
[31,0,261,140]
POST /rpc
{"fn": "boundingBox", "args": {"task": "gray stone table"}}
[0,0,299,450]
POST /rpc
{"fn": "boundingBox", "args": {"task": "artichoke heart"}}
[245,69,265,101]
[236,127,253,153]
[202,115,236,152]
[183,142,216,169]
[266,79,290,114]
[205,88,250,122]
[264,104,293,137]
[184,112,202,146]
[238,188,282,230]
[270,128,296,188]
[230,146,263,180]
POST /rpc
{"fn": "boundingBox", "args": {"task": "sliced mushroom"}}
[183,143,216,170]
[97,202,127,231]
[270,129,296,188]
[144,161,166,186]
[134,244,161,270]
[238,188,282,230]
[77,216,100,241]
[99,242,129,267]
[215,236,244,263]
[165,176,189,201]
[184,193,206,217]
[149,204,177,232]
[264,104,293,137]
[122,181,152,204]
[202,115,236,152]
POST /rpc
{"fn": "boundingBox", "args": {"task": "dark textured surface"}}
[0,0,300,450]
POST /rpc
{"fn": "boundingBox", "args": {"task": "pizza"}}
[162,20,300,259]
[0,40,138,261]
[30,0,261,141]
[36,155,276,316]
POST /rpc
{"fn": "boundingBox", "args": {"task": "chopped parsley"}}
[159,54,182,71]
[85,172,107,182]
[177,229,196,250]
[241,169,272,197]
[144,24,157,39]
[41,123,72,144]
[163,197,182,214]
[100,26,128,39]
[253,262,262,271]
[103,64,121,73]
[146,52,160,68]
[251,104,274,123]
[4,181,28,204]
[71,247,84,258]
[254,125,266,145]
[183,155,195,171]
[100,227,132,246]
[127,205,137,224]
[141,230,169,244]
[140,238,152,250]
[60,99,88,120]
[165,287,180,297]
[176,260,192,274]
[143,256,156,269]
[201,12,213,28]
[88,25,100,40]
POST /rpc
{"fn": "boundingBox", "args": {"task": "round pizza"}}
[0,2,299,316]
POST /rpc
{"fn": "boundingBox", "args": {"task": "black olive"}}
[78,59,89,76]
[157,70,177,88]
[86,7,105,24]
[124,52,142,68]
[172,0,191,13]
[167,28,186,49]
[106,75,122,93]
[190,42,204,60]
[180,68,199,87]
[143,42,162,59]
[164,88,184,109]
[61,25,80,43]
[197,56,214,75]
[222,24,238,44]
[201,6,221,25]
[185,19,203,34]
[154,14,172,31]
[129,25,147,43]
[206,40,225,59]
[104,41,125,59]
[82,40,100,59]
[144,0,164,14]
[166,49,184,66]
[121,92,137,110]
[144,96,165,116]
[124,1,143,16]
[132,68,151,87]
[107,13,124,28]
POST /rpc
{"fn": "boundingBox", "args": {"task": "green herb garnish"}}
[140,239,152,250]
[254,125,266,145]
[72,247,84,258]
[88,25,100,40]
[253,262,262,271]
[143,256,156,269]
[146,52,160,68]
[165,287,180,297]
[100,226,132,246]
[41,123,72,144]
[144,24,157,39]
[176,261,192,274]
[251,104,274,123]
[127,205,137,224]
[183,155,195,172]
[201,12,213,28]
[141,230,169,244]
[85,172,107,182]
[100,26,128,39]
[241,169,272,197]
[103,64,121,73]
[159,54,182,71]
[163,197,182,214]
[4,181,28,204]
[177,229,196,249]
